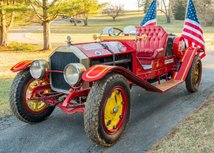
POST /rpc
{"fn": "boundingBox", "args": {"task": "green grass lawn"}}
[147,94,214,153]
[0,50,52,117]
[0,78,12,117]
[23,11,214,45]
[27,12,214,34]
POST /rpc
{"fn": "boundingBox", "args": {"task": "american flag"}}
[182,0,205,55]
[140,0,157,26]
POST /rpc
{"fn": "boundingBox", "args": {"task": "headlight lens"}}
[30,60,49,79]
[64,63,86,86]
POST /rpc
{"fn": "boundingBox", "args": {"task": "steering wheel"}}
[111,28,123,36]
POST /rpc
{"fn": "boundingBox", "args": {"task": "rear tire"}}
[9,70,55,123]
[84,74,130,147]
[185,56,202,93]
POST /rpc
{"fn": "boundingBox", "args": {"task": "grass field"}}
[21,11,214,45]
[0,50,52,117]
[147,94,214,153]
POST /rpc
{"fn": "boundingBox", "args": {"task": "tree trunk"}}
[113,17,116,21]
[43,21,51,50]
[166,15,171,23]
[0,10,7,46]
[74,16,77,26]
[212,14,214,26]
[42,0,51,50]
[84,17,88,26]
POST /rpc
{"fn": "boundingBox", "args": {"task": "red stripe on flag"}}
[183,28,204,42]
[144,22,156,26]
[182,34,205,50]
[185,22,203,34]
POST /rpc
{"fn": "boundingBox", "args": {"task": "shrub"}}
[174,1,186,20]
[8,42,37,51]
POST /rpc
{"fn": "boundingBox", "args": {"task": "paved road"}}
[8,25,42,44]
[0,50,214,153]
[8,19,69,45]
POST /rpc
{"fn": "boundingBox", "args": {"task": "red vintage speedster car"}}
[9,26,205,146]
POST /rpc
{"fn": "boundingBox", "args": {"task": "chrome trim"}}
[49,45,90,94]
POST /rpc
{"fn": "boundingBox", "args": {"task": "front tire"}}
[84,74,130,147]
[9,70,55,123]
[185,56,202,93]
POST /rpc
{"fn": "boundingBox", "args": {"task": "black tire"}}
[185,56,202,93]
[84,74,130,147]
[9,70,55,123]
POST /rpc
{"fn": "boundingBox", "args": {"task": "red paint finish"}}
[11,60,33,72]
[82,65,113,82]
[136,26,168,60]
[173,47,197,81]
[27,78,90,115]
[173,37,185,60]
[12,25,206,118]
[83,65,164,93]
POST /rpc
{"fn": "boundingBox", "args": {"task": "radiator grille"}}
[50,52,80,92]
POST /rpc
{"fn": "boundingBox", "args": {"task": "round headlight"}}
[64,63,86,86]
[30,60,49,79]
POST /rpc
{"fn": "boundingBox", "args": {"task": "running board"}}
[155,80,184,93]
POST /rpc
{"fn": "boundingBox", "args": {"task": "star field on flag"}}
[140,0,157,26]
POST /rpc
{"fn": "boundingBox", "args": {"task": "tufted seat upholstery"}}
[136,26,168,60]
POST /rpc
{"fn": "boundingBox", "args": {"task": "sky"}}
[98,0,138,10]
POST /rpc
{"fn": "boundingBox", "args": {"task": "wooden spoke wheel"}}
[186,55,202,93]
[9,70,55,123]
[24,79,47,114]
[84,74,130,147]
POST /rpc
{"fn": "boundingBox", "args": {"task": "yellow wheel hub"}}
[25,80,47,112]
[104,89,124,131]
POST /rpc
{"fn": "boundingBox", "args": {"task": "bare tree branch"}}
[30,4,45,21]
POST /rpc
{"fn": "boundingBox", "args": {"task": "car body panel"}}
[11,60,33,72]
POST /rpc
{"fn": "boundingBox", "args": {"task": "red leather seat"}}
[136,26,168,60]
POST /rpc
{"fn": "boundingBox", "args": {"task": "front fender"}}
[10,60,33,72]
[82,65,114,82]
[82,65,162,92]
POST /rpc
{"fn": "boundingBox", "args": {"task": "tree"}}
[173,0,185,20]
[62,0,101,26]
[78,0,99,26]
[171,0,214,26]
[138,0,153,13]
[103,4,124,21]
[159,0,171,23]
[143,0,153,13]
[28,0,67,50]
[62,0,81,26]
[0,0,27,46]
[137,0,142,11]
[194,0,214,26]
